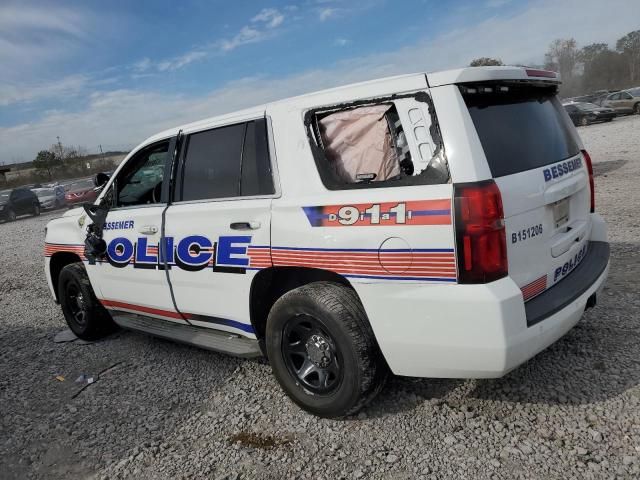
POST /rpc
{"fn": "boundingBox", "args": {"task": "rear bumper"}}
[354,240,609,379]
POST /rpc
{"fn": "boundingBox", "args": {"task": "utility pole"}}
[56,136,63,159]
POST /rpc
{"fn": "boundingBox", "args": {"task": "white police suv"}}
[45,66,609,417]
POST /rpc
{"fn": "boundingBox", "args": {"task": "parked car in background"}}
[602,90,640,114]
[563,102,616,126]
[64,179,98,208]
[0,188,40,222]
[33,186,66,210]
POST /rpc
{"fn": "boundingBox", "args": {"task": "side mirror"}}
[94,172,110,188]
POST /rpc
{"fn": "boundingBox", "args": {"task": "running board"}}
[111,313,262,358]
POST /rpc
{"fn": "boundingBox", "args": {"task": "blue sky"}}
[1,0,639,163]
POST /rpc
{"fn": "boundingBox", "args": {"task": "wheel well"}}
[50,252,83,302]
[249,267,353,340]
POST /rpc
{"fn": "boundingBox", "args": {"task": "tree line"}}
[469,29,640,98]
[0,143,123,188]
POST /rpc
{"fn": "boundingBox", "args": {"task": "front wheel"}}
[580,116,589,126]
[32,203,40,216]
[6,208,16,222]
[58,262,117,340]
[266,282,388,418]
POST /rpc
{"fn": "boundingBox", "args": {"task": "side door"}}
[619,92,634,113]
[606,93,621,112]
[85,136,185,323]
[12,189,29,215]
[163,118,276,336]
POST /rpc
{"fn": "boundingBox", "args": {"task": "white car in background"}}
[33,186,66,210]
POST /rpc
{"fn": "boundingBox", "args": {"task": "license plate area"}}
[553,198,570,228]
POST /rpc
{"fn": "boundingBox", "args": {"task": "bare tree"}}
[544,38,579,81]
[469,57,504,67]
[616,30,640,83]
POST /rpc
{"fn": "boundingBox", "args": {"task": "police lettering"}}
[553,244,587,282]
[543,158,582,182]
[105,235,251,272]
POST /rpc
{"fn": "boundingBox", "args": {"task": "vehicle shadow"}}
[365,240,640,416]
[593,159,627,177]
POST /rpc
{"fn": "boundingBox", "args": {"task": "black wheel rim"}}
[65,283,87,327]
[282,314,342,394]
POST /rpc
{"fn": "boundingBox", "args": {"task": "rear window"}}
[461,84,580,178]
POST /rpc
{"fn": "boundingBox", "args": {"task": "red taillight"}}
[525,68,557,78]
[581,149,595,213]
[454,180,508,283]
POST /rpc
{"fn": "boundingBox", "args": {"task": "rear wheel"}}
[266,281,388,418]
[634,103,640,115]
[58,262,117,340]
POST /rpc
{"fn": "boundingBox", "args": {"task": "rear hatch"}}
[460,82,591,301]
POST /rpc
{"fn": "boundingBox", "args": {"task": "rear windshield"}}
[461,84,580,178]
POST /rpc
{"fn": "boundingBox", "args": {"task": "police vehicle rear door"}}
[163,117,275,337]
[459,81,592,302]
[86,136,185,322]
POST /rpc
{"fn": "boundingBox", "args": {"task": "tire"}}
[580,116,589,126]
[6,208,16,222]
[32,203,40,216]
[58,262,117,340]
[266,281,388,418]
[634,103,640,115]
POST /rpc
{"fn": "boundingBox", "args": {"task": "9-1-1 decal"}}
[302,199,451,227]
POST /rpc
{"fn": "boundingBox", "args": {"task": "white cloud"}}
[252,8,285,29]
[3,0,640,161]
[219,26,266,52]
[0,5,94,81]
[319,8,337,21]
[334,38,349,47]
[157,51,207,72]
[0,75,89,107]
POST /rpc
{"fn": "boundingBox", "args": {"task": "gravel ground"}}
[1,115,639,480]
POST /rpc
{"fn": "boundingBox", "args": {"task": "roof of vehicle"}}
[142,66,559,151]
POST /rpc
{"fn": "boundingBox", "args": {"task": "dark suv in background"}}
[0,188,41,222]
[563,102,616,126]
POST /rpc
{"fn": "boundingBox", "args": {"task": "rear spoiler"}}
[427,66,561,88]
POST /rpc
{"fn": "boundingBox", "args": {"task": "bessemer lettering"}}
[543,158,582,182]
[103,220,135,231]
[106,234,252,272]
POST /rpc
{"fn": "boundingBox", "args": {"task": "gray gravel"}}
[1,115,640,479]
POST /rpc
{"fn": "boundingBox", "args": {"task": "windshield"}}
[461,84,580,178]
[35,188,55,198]
[576,103,601,111]
[68,179,94,192]
[628,88,640,97]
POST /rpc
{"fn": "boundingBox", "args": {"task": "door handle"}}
[230,221,261,230]
[138,225,158,235]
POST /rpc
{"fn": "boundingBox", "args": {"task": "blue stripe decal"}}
[411,209,451,216]
[190,314,255,334]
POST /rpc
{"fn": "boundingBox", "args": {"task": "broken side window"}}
[307,92,449,190]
